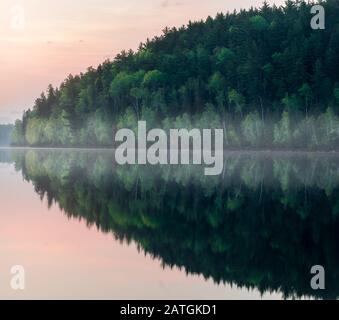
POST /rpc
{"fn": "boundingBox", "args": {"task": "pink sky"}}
[0,0,285,124]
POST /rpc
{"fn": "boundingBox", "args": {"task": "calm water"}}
[1,148,339,300]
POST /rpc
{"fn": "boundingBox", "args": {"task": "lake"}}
[0,148,338,300]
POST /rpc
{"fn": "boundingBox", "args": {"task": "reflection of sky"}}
[0,162,282,299]
[0,0,286,123]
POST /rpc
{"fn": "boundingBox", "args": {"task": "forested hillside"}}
[11,0,339,149]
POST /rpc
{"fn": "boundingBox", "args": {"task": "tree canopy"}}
[11,0,339,149]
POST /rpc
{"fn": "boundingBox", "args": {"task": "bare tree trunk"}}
[259,96,265,123]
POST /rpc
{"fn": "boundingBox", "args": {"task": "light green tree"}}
[241,112,265,147]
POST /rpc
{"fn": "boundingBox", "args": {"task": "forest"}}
[11,0,339,149]
[0,125,14,146]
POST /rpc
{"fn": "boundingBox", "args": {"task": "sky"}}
[0,0,286,124]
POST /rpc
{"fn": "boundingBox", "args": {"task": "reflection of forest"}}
[3,149,339,299]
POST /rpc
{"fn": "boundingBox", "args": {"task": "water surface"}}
[1,148,339,299]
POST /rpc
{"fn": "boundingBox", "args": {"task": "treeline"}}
[0,124,14,146]
[11,0,339,148]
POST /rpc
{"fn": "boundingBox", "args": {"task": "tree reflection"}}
[3,149,339,299]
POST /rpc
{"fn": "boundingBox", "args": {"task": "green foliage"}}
[292,116,318,149]
[142,70,165,89]
[11,121,24,146]
[25,118,46,145]
[117,107,138,131]
[249,15,269,31]
[241,112,265,147]
[11,1,339,149]
[317,108,339,147]
[334,86,339,105]
[228,89,245,116]
[208,72,226,93]
[274,111,292,147]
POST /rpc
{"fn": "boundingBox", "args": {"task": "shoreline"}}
[2,146,339,156]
